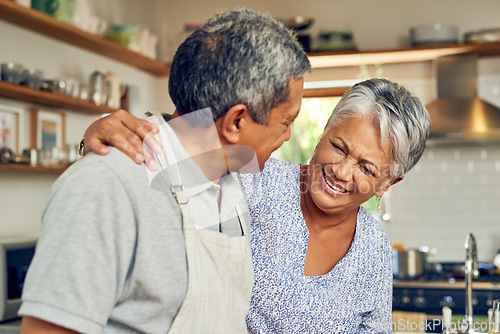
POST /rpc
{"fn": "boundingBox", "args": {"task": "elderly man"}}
[19,8,310,334]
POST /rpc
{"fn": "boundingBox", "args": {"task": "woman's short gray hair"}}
[324,78,431,178]
[168,8,311,124]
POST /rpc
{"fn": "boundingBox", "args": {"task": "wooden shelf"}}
[0,81,115,114]
[3,0,500,75]
[0,163,68,174]
[307,42,500,68]
[0,0,170,77]
[302,86,350,98]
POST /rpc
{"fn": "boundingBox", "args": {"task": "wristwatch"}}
[78,137,85,156]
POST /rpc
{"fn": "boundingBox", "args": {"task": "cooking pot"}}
[392,248,428,279]
[431,261,498,279]
[284,16,314,32]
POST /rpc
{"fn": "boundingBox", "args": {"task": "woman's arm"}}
[83,109,162,169]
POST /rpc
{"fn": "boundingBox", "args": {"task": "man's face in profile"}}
[237,77,304,170]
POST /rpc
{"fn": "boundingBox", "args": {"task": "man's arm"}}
[83,109,162,169]
[19,158,138,332]
[21,316,80,334]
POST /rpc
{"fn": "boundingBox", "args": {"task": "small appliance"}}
[0,233,38,322]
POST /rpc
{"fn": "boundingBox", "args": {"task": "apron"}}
[152,116,254,334]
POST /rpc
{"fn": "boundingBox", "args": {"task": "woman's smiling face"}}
[307,116,402,215]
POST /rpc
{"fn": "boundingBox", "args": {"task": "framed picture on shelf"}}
[30,109,66,151]
[0,104,21,154]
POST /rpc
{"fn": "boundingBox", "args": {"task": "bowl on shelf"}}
[105,24,139,47]
[409,24,459,46]
[316,30,357,52]
[1,62,27,84]
[22,68,44,89]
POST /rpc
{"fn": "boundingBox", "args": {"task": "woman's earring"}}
[376,196,381,213]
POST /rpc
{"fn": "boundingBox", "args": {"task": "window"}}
[272,96,340,164]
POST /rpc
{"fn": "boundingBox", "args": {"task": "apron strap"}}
[151,115,247,234]
[163,139,189,205]
[149,115,189,206]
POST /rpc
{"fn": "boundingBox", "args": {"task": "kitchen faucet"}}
[464,233,479,333]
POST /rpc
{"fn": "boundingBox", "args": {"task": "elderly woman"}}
[82,78,430,332]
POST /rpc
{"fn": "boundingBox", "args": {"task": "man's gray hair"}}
[168,8,311,124]
[324,78,431,178]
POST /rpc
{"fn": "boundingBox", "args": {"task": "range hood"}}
[426,53,500,142]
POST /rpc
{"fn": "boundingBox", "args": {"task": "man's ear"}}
[218,104,250,144]
[375,175,404,198]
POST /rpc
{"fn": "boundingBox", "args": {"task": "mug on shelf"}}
[89,16,108,36]
[36,0,76,24]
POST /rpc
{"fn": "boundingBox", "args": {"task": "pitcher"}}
[71,0,91,31]
[104,72,120,109]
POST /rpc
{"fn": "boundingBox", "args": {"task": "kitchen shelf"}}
[307,42,500,68]
[0,0,170,77]
[3,0,500,75]
[302,86,350,98]
[0,163,68,174]
[0,81,114,114]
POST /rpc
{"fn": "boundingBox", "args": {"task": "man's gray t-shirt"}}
[20,148,188,333]
[19,140,251,333]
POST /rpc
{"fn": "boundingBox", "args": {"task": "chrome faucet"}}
[464,233,479,333]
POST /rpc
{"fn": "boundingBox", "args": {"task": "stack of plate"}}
[464,28,500,43]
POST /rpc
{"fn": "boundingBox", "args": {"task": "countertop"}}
[393,279,500,290]
[0,319,21,334]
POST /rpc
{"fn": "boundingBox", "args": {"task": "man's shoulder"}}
[63,147,145,179]
[50,147,151,199]
[80,147,143,169]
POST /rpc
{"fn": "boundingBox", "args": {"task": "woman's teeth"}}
[323,170,348,193]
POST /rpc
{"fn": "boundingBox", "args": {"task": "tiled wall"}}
[384,142,500,263]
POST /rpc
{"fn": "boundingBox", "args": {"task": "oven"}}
[393,279,500,333]
[0,233,38,323]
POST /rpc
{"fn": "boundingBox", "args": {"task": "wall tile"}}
[384,142,500,263]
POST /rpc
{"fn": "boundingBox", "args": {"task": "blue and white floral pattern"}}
[239,158,393,333]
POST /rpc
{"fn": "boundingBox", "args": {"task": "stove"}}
[393,280,500,315]
[393,279,500,333]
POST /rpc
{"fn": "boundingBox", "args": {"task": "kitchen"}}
[1,0,500,332]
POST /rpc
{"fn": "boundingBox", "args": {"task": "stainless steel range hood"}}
[426,53,500,142]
